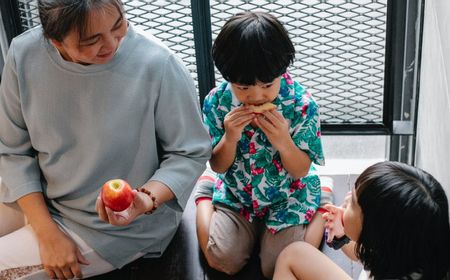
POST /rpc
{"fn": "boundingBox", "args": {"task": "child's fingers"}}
[255,115,275,131]
[326,229,335,243]
[263,110,284,124]
[261,111,279,125]
[226,110,254,121]
[229,117,254,131]
[323,204,340,213]
[322,212,334,221]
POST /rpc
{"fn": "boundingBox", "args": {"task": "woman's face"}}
[51,4,127,65]
[343,188,363,241]
[230,77,281,106]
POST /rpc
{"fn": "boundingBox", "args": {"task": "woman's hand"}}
[38,228,89,280]
[254,110,291,151]
[223,106,254,143]
[96,190,153,226]
[322,204,345,242]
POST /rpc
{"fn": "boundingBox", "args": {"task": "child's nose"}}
[248,89,265,104]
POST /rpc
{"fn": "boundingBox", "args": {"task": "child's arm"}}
[277,138,312,179]
[209,107,254,173]
[255,111,311,179]
[209,134,239,173]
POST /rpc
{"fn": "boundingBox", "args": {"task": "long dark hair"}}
[38,0,124,42]
[354,161,450,279]
[212,11,295,85]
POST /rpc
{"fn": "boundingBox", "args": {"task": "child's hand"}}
[322,204,345,242]
[255,110,290,151]
[223,106,255,143]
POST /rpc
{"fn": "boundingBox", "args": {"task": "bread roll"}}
[251,103,276,113]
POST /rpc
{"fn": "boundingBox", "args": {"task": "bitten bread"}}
[251,103,277,113]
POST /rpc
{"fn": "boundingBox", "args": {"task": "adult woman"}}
[274,161,450,280]
[0,0,211,279]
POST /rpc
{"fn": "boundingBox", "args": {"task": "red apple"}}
[101,179,135,212]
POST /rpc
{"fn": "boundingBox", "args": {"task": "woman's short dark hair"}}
[38,0,124,42]
[212,12,295,85]
[354,161,450,279]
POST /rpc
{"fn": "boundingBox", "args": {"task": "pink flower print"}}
[249,142,256,154]
[243,184,252,196]
[301,104,309,117]
[252,200,260,210]
[255,206,268,218]
[268,228,277,234]
[244,130,254,138]
[289,180,306,193]
[215,179,223,191]
[305,209,315,222]
[210,88,218,96]
[240,208,250,221]
[317,131,321,137]
[282,72,294,85]
[272,159,282,172]
[251,166,265,176]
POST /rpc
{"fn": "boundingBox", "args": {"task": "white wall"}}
[416,0,450,197]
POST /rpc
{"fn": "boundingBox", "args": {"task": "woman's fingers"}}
[52,267,65,280]
[96,196,109,223]
[77,250,90,265]
[61,266,75,280]
[44,267,56,279]
[71,251,88,279]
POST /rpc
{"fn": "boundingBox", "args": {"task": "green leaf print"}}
[236,170,245,182]
[253,185,271,203]
[291,188,308,203]
[252,174,264,188]
[285,211,300,224]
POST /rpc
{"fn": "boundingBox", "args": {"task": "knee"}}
[205,244,249,275]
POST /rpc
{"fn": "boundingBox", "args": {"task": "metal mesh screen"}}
[210,0,387,124]
[16,0,387,124]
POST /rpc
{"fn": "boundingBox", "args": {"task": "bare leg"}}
[196,200,215,254]
[273,242,352,280]
[304,212,325,248]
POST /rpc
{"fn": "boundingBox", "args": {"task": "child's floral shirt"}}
[203,72,325,233]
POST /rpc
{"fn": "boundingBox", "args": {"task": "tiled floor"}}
[89,174,363,280]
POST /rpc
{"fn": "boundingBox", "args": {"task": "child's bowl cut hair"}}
[212,12,295,85]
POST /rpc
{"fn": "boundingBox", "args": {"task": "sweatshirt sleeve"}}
[0,41,43,202]
[151,54,212,211]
